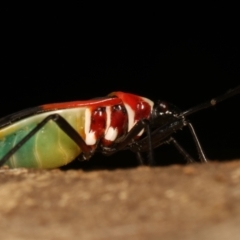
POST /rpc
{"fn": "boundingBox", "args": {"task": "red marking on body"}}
[108,92,152,120]
[90,107,106,140]
[135,101,152,121]
[101,104,129,147]
[41,97,122,111]
[110,104,128,136]
[41,92,152,148]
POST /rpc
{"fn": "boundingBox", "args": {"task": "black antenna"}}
[181,85,240,117]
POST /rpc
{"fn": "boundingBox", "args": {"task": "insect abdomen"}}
[0,108,86,168]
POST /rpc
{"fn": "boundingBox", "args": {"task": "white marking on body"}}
[104,106,111,135]
[84,109,96,145]
[105,127,118,141]
[85,108,91,135]
[124,97,153,137]
[124,103,145,136]
[124,103,135,132]
[138,129,144,136]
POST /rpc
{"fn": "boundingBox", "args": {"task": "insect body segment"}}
[83,92,153,146]
[0,92,154,168]
[0,87,240,169]
[109,92,154,133]
[0,108,85,168]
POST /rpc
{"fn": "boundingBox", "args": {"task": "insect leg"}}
[102,119,155,165]
[0,114,93,167]
[166,137,195,163]
[128,119,206,163]
[76,138,102,161]
[128,123,196,164]
[135,152,144,165]
[128,120,186,152]
[50,114,94,160]
[187,122,207,163]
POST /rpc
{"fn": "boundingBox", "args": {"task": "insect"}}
[0,86,240,169]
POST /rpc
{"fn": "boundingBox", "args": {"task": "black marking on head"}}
[150,100,182,126]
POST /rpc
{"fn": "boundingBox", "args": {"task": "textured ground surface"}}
[1,160,240,240]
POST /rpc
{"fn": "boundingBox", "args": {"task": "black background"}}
[1,4,240,168]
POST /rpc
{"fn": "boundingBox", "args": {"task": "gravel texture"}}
[1,160,240,240]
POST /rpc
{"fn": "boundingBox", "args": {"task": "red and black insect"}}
[0,86,239,169]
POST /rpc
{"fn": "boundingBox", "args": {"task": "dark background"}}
[1,4,240,168]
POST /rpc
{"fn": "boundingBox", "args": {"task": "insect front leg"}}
[0,114,94,167]
[130,119,207,163]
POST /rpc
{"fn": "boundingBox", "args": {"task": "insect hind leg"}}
[166,137,195,163]
[0,114,93,167]
[135,152,145,165]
